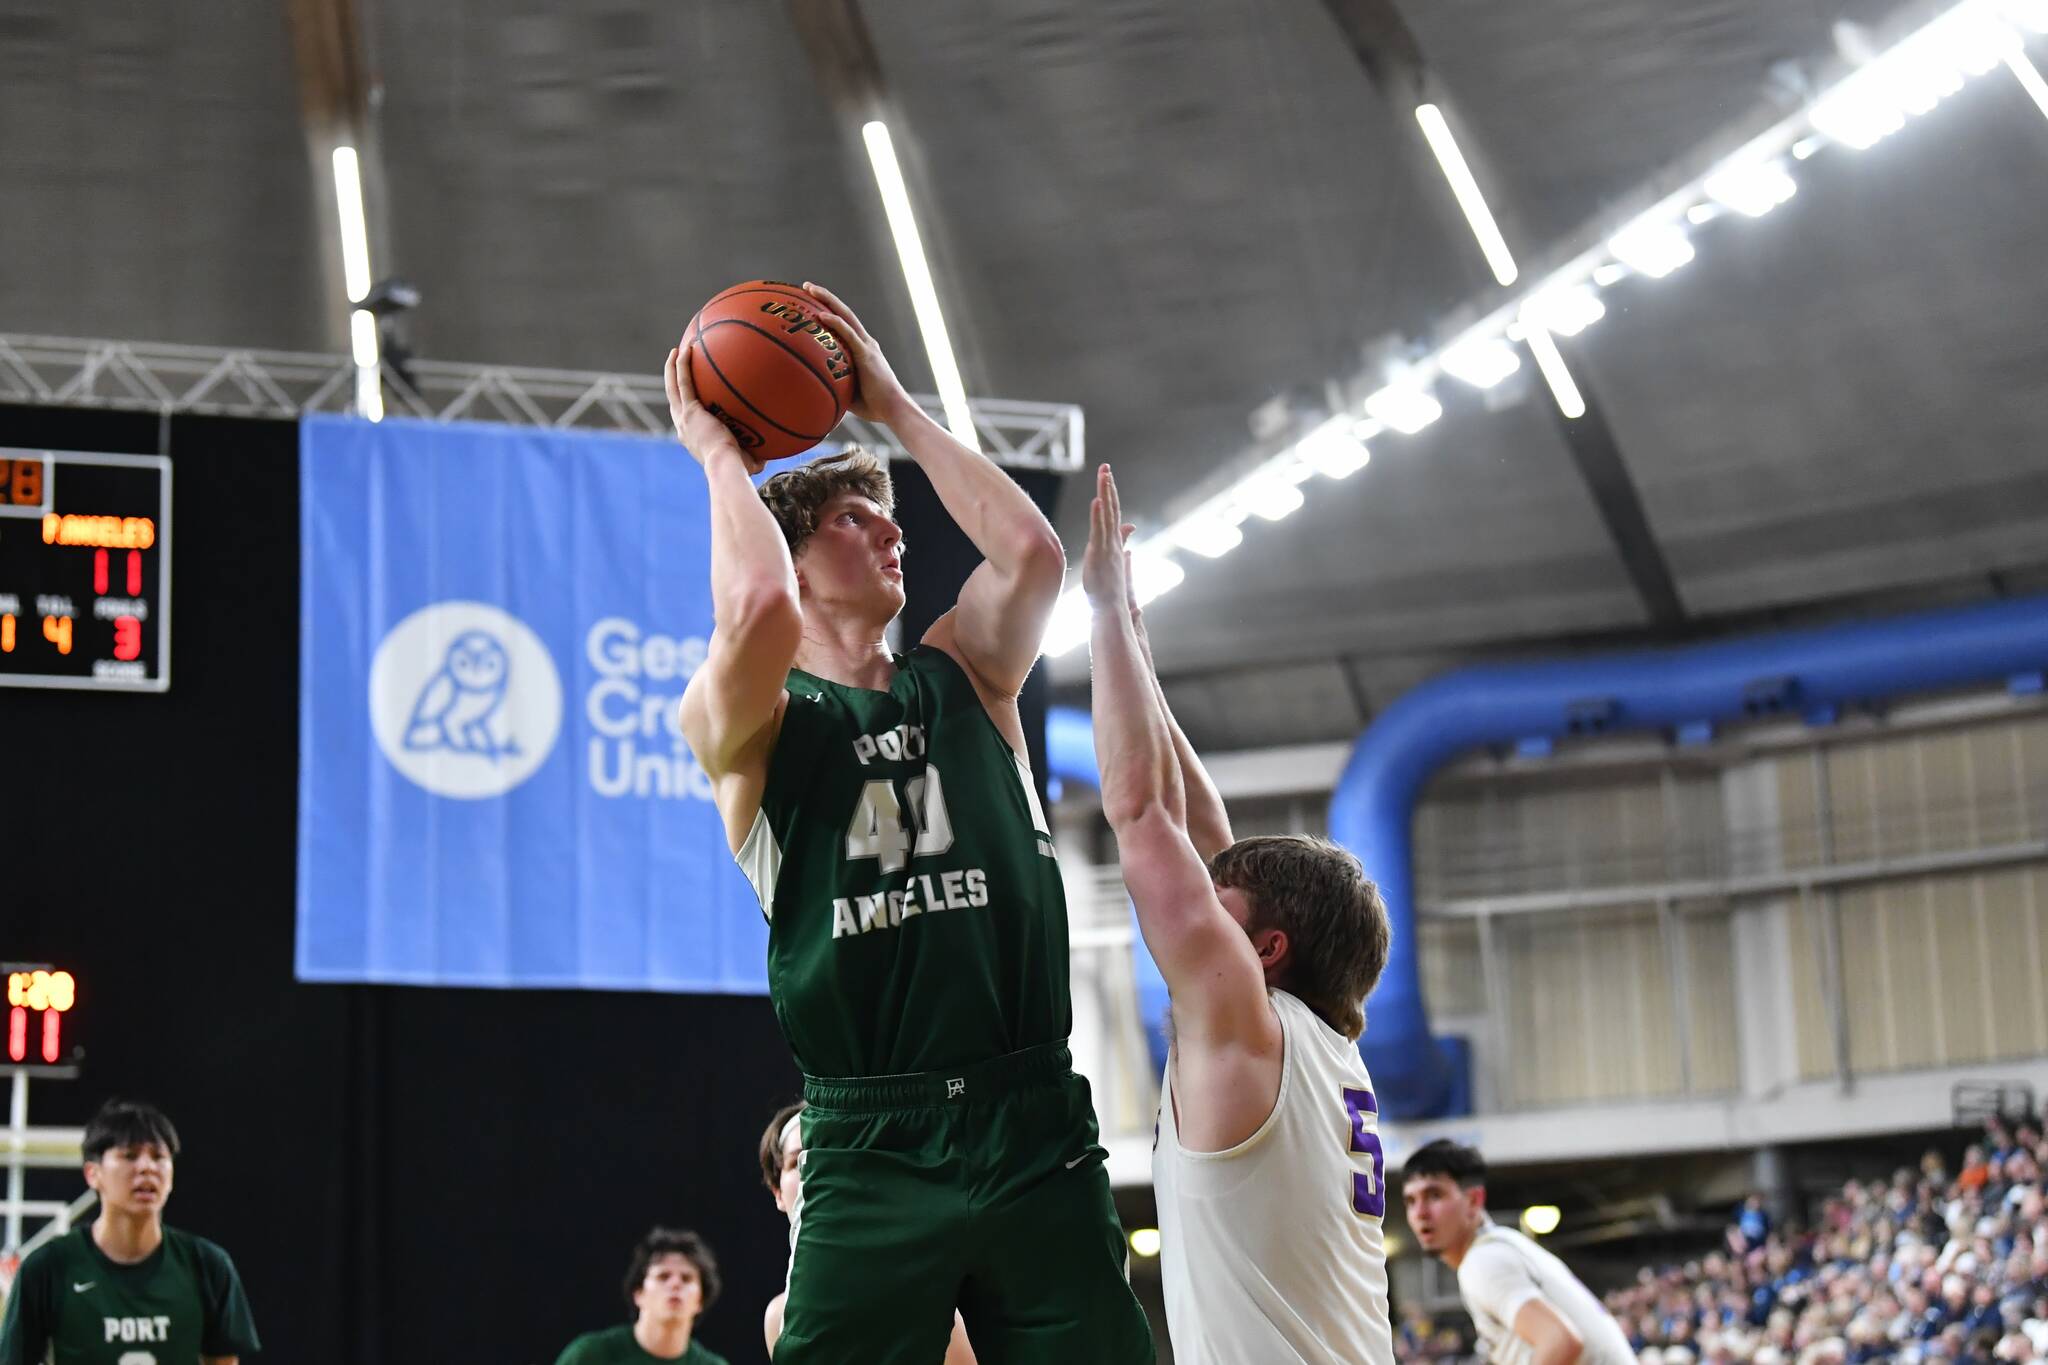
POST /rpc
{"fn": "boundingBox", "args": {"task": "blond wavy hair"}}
[757,447,893,556]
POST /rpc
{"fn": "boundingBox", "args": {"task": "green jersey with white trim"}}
[736,645,1067,1078]
[0,1225,259,1365]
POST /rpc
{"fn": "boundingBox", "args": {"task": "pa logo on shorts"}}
[370,601,563,800]
[946,1078,966,1099]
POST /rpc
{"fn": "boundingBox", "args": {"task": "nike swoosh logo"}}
[73,1281,95,1292]
[1065,1154,1090,1169]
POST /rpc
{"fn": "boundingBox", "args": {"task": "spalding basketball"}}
[684,281,858,462]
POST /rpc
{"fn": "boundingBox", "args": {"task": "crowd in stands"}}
[1612,1119,2048,1365]
[1395,1118,2048,1365]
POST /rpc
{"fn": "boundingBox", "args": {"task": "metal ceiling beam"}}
[1313,0,1530,272]
[0,332,1083,471]
[1540,354,1688,629]
[785,0,985,399]
[1314,0,1686,630]
[286,0,376,351]
[784,0,890,116]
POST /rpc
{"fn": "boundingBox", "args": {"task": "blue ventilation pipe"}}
[1338,594,2048,1118]
[1048,594,2048,1120]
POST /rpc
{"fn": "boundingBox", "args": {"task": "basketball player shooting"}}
[664,286,1152,1364]
[1083,463,1398,1365]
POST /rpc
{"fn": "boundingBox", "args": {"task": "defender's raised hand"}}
[665,344,765,475]
[1082,464,1135,611]
[800,282,914,425]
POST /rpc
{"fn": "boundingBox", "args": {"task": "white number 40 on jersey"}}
[845,768,955,874]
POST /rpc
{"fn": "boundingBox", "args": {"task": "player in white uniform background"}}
[1083,466,1396,1365]
[1403,1139,1637,1365]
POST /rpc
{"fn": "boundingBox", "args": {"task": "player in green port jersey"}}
[0,1098,259,1365]
[664,282,1151,1364]
[553,1229,730,1365]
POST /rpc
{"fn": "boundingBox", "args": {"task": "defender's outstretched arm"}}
[1127,589,1234,864]
[1085,466,1270,1052]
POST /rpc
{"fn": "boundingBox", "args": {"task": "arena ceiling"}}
[5,0,2046,750]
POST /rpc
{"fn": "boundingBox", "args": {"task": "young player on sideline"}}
[0,1098,260,1365]
[553,1228,730,1365]
[665,283,1150,1364]
[1082,464,1395,1365]
[1402,1140,1635,1365]
[754,1103,976,1364]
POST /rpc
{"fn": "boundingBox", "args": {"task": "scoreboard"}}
[0,449,170,691]
[5,965,77,1067]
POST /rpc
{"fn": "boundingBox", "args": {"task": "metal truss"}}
[0,333,1084,472]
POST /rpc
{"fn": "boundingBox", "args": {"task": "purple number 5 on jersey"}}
[1342,1086,1387,1218]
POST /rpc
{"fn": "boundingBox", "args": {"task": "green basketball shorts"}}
[775,1040,1154,1365]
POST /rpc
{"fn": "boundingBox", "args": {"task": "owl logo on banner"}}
[405,630,519,757]
[369,601,563,800]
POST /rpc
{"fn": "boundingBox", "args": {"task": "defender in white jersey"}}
[1403,1140,1636,1365]
[1083,466,1396,1365]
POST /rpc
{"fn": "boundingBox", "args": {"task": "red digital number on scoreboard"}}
[5,969,74,1064]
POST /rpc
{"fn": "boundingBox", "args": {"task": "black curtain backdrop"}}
[2,406,1077,1365]
[891,457,1062,814]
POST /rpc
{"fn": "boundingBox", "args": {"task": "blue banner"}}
[297,414,792,992]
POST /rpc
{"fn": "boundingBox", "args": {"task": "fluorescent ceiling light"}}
[1813,75,1908,148]
[332,146,372,305]
[2007,48,2048,121]
[1705,160,1798,217]
[863,120,979,451]
[1414,104,1520,286]
[1591,263,1629,287]
[1523,284,1605,338]
[1170,509,1245,558]
[1130,551,1186,607]
[1364,384,1443,434]
[349,309,380,370]
[2002,0,2048,33]
[1608,221,1695,278]
[1686,203,1721,225]
[1296,420,1372,478]
[1791,135,1825,160]
[1439,336,1521,390]
[1234,468,1307,522]
[350,308,382,421]
[1523,325,1586,421]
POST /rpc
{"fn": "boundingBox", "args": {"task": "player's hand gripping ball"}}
[683,281,859,462]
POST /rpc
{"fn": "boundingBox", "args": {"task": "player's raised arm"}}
[1085,466,1273,1056]
[1126,577,1234,864]
[801,283,1065,698]
[667,345,804,776]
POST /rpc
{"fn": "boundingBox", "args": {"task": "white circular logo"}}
[369,601,563,800]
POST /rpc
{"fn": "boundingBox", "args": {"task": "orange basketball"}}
[684,281,858,463]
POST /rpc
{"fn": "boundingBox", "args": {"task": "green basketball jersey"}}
[736,645,1069,1077]
[553,1325,731,1365]
[0,1225,259,1365]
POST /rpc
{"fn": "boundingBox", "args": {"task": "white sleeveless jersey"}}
[1154,989,1395,1365]
[1457,1221,1636,1365]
